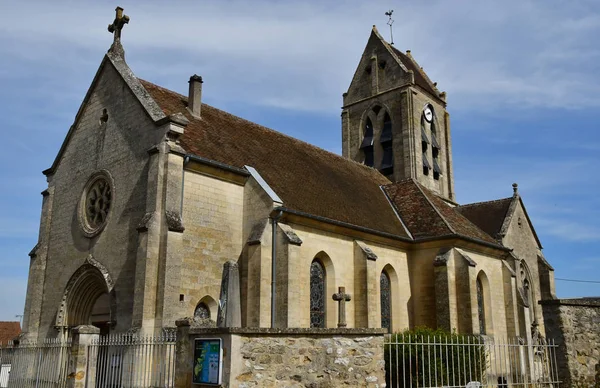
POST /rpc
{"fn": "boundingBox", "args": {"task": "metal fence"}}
[0,338,72,388]
[89,332,176,388]
[384,333,560,388]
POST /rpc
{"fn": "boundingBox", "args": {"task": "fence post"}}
[68,325,100,388]
[174,318,192,388]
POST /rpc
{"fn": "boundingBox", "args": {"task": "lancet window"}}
[477,277,486,335]
[380,113,393,176]
[360,118,374,167]
[310,260,326,328]
[422,104,441,180]
[380,271,392,332]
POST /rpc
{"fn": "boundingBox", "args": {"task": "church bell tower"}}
[341,26,455,202]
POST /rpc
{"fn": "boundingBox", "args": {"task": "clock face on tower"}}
[424,106,433,123]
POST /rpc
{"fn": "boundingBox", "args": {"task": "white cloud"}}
[536,219,600,242]
[0,0,598,114]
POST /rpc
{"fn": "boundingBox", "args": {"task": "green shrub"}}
[385,327,488,387]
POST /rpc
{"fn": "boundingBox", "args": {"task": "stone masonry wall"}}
[236,333,385,387]
[175,324,386,388]
[541,298,600,387]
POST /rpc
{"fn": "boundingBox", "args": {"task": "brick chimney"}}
[188,74,203,117]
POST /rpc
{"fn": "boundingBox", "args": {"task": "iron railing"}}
[384,334,560,388]
[89,332,177,388]
[0,338,72,388]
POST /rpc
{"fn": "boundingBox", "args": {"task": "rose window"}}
[86,179,111,229]
[79,171,114,237]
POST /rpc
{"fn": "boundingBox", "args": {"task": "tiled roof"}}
[384,179,502,246]
[0,321,20,344]
[140,80,410,238]
[390,47,439,98]
[456,198,513,239]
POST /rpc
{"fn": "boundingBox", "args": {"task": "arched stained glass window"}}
[194,302,210,320]
[310,260,326,328]
[477,278,486,335]
[380,271,391,331]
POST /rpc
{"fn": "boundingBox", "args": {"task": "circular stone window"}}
[79,170,114,237]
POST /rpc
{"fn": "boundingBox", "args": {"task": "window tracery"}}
[310,260,326,328]
[380,271,391,331]
[477,277,486,335]
[79,170,114,237]
[194,302,210,320]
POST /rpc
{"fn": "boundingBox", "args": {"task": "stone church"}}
[21,8,556,343]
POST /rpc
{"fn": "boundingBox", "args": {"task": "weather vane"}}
[385,10,395,45]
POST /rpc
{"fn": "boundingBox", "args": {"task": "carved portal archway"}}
[55,255,116,330]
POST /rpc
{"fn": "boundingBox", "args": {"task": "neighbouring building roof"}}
[456,198,514,240]
[384,179,502,246]
[0,321,21,344]
[140,80,411,239]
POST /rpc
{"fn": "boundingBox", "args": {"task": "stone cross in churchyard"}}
[108,7,130,43]
[332,287,351,328]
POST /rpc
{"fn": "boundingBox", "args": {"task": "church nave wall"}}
[179,171,245,323]
[279,223,410,331]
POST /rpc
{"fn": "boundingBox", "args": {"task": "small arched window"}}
[194,302,211,320]
[476,277,486,335]
[310,260,326,328]
[360,118,374,167]
[380,271,392,332]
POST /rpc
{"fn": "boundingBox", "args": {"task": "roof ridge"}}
[417,181,504,245]
[138,78,388,180]
[394,47,440,93]
[457,196,513,208]
[411,179,456,235]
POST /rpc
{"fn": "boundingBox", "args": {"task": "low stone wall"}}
[175,320,386,387]
[541,298,600,387]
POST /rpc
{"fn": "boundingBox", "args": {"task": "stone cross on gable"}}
[108,7,130,43]
[332,287,351,328]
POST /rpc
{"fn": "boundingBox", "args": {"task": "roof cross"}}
[108,7,130,44]
[332,287,352,328]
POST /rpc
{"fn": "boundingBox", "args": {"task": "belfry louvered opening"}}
[361,117,374,167]
[422,104,442,180]
[380,112,393,176]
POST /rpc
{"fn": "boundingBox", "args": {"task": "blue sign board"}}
[193,338,222,385]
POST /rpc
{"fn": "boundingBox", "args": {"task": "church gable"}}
[35,53,173,333]
[384,179,502,247]
[44,53,166,177]
[456,197,513,241]
[344,27,413,105]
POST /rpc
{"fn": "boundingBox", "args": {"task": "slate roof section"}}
[383,179,502,246]
[140,80,410,238]
[455,198,513,240]
[0,321,21,344]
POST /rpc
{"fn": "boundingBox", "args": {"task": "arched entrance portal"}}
[55,255,116,336]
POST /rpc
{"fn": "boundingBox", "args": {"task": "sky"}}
[0,0,599,322]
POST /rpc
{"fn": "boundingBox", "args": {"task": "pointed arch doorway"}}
[55,256,116,336]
